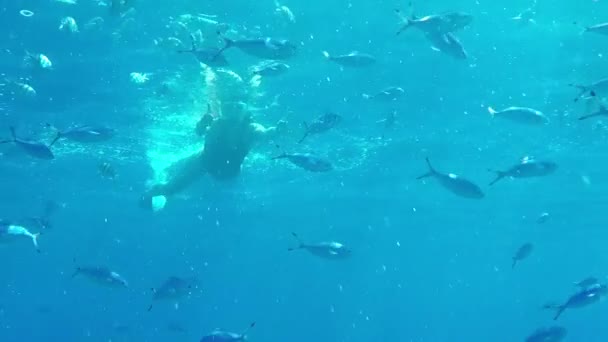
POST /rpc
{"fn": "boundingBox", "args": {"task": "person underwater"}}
[140,68,286,211]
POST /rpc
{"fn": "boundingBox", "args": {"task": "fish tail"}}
[241,322,256,337]
[147,304,154,312]
[288,232,304,250]
[416,157,436,179]
[49,131,62,147]
[569,84,588,102]
[553,305,566,320]
[578,113,599,121]
[511,258,517,269]
[487,106,498,116]
[32,233,40,252]
[488,169,506,186]
[71,267,81,278]
[297,131,309,144]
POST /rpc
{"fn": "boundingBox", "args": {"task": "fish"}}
[47,124,115,143]
[536,212,550,224]
[299,112,342,143]
[99,162,117,179]
[488,157,557,186]
[148,276,199,311]
[272,153,333,172]
[570,78,608,102]
[217,32,297,60]
[525,326,567,342]
[426,32,468,59]
[585,22,608,36]
[72,265,129,288]
[395,7,473,35]
[195,104,217,136]
[512,243,533,269]
[487,106,548,125]
[0,222,40,252]
[200,322,256,342]
[574,277,600,289]
[322,51,376,67]
[59,17,79,33]
[288,232,351,260]
[249,60,290,76]
[544,284,608,320]
[0,127,57,160]
[177,34,229,67]
[416,158,484,199]
[362,87,405,101]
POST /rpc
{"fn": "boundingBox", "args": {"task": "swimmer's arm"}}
[250,120,287,143]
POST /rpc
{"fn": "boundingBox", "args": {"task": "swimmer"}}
[140,68,287,211]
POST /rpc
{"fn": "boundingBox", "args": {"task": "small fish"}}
[0,127,57,160]
[148,276,199,311]
[47,124,115,143]
[362,87,405,101]
[200,322,256,342]
[59,17,79,33]
[416,158,484,199]
[585,22,608,36]
[177,33,229,67]
[99,162,117,179]
[427,32,468,59]
[574,277,600,289]
[299,112,342,143]
[544,284,608,320]
[488,157,557,186]
[23,52,53,71]
[217,32,297,60]
[536,212,550,224]
[0,222,40,252]
[272,153,333,172]
[288,232,351,260]
[512,243,533,269]
[525,326,567,342]
[322,51,376,67]
[72,265,129,288]
[487,106,548,125]
[249,60,290,76]
[395,7,473,35]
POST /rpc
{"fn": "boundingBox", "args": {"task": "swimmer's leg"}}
[140,152,207,211]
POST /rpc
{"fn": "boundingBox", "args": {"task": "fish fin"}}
[49,131,62,147]
[241,322,256,337]
[487,106,498,116]
[416,157,436,179]
[298,124,309,143]
[488,169,507,186]
[32,233,40,250]
[553,305,566,320]
[147,304,154,312]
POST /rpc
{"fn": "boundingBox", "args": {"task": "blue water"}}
[2,0,608,341]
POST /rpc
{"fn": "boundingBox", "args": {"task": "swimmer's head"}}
[202,66,260,122]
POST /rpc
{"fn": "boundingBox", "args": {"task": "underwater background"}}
[2,0,608,341]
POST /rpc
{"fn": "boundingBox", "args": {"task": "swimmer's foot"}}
[139,194,168,212]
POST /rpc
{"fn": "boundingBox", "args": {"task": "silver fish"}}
[512,243,533,269]
[525,326,567,342]
[0,222,40,251]
[249,60,290,76]
[200,322,255,342]
[395,8,473,35]
[417,158,484,199]
[148,276,198,311]
[322,51,376,67]
[72,265,128,288]
[487,106,548,125]
[570,78,608,102]
[0,127,57,160]
[217,33,297,60]
[488,157,557,185]
[544,284,608,320]
[427,32,467,59]
[288,233,351,260]
[363,87,405,101]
